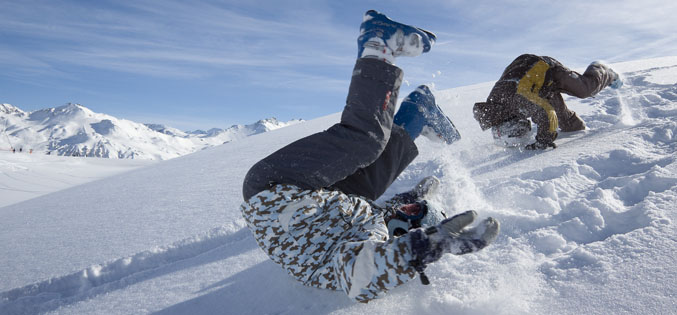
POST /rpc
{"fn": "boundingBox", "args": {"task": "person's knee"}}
[559,112,586,132]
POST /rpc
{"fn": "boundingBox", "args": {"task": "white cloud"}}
[0,0,353,80]
[2,0,677,128]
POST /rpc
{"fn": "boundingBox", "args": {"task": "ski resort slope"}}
[0,152,153,208]
[1,57,676,314]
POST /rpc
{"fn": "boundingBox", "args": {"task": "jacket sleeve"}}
[551,62,617,98]
[531,108,558,144]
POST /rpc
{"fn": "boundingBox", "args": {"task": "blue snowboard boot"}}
[358,10,436,64]
[394,85,461,144]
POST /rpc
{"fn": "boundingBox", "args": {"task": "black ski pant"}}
[240,58,423,302]
[242,58,419,201]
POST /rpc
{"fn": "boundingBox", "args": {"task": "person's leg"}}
[394,85,461,144]
[549,92,586,132]
[243,10,437,201]
[242,58,403,200]
[330,83,462,201]
[546,60,619,133]
[329,125,417,200]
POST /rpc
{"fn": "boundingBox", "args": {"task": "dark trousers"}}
[242,58,419,201]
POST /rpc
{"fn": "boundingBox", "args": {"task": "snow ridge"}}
[0,227,252,315]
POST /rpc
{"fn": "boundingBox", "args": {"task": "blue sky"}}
[2,0,676,131]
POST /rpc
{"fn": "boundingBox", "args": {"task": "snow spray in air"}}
[614,74,643,126]
[616,89,637,126]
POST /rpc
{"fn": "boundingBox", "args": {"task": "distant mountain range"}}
[0,103,302,160]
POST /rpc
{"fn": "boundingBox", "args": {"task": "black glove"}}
[525,141,557,150]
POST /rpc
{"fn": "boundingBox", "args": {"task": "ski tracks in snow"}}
[0,227,255,315]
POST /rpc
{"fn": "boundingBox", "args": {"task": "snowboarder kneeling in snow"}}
[473,54,622,149]
[240,10,499,303]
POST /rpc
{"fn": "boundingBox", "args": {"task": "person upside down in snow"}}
[240,10,500,303]
[473,54,622,149]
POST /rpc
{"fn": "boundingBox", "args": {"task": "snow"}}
[1,56,676,314]
[1,103,302,160]
[0,152,153,208]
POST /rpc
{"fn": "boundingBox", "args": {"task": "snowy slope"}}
[0,151,153,208]
[0,57,675,315]
[0,103,302,160]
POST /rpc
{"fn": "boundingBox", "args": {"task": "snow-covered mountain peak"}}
[187,117,304,140]
[1,103,302,160]
[144,123,188,137]
[28,103,97,123]
[0,103,25,116]
[252,117,302,133]
[55,103,93,115]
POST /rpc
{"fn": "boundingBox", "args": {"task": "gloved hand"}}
[525,141,557,150]
[429,210,500,256]
[437,210,477,236]
[609,69,623,89]
[409,210,500,284]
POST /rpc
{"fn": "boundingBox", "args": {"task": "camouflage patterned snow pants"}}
[241,184,417,302]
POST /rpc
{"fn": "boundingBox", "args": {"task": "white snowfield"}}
[0,152,154,208]
[1,57,676,314]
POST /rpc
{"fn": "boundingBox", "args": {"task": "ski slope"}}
[0,152,153,208]
[1,57,676,314]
